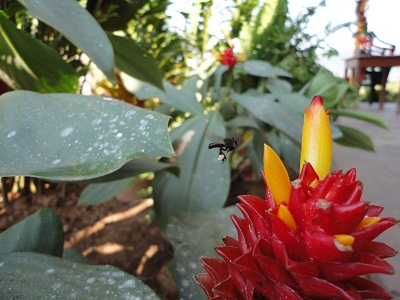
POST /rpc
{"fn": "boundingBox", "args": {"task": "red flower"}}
[195,96,398,299]
[213,48,247,71]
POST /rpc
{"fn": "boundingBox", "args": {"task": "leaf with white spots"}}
[0,91,174,180]
[0,252,161,299]
[166,207,239,299]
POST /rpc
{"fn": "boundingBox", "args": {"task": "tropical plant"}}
[0,0,175,297]
[0,0,395,299]
[195,96,398,299]
[120,48,313,228]
[229,0,351,89]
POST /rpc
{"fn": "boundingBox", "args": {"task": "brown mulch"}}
[0,180,177,299]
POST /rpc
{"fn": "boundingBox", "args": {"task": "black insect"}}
[208,137,240,163]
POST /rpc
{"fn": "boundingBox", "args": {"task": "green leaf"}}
[0,208,63,257]
[166,206,239,300]
[153,113,230,227]
[330,122,344,140]
[0,252,161,299]
[240,60,292,78]
[231,90,303,144]
[120,74,203,115]
[78,178,132,206]
[335,82,350,103]
[0,13,78,93]
[226,115,260,130]
[329,109,388,130]
[63,248,92,264]
[212,65,229,100]
[107,33,163,91]
[280,135,301,175]
[19,0,115,81]
[162,81,204,115]
[246,130,268,178]
[304,69,340,107]
[266,78,293,94]
[0,91,174,180]
[78,158,179,184]
[275,93,310,114]
[334,125,374,151]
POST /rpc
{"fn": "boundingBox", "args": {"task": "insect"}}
[208,136,241,163]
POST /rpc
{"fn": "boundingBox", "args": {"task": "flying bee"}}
[208,136,241,163]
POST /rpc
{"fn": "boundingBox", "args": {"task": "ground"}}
[0,181,177,299]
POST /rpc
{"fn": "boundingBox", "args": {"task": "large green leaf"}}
[246,130,268,179]
[304,69,342,107]
[78,178,133,206]
[166,206,239,300]
[153,113,230,227]
[240,60,291,78]
[63,248,92,264]
[334,125,374,151]
[329,109,388,130]
[19,0,115,81]
[79,158,179,184]
[0,208,63,257]
[266,78,293,94]
[120,74,203,115]
[0,252,161,299]
[0,91,174,180]
[107,33,163,91]
[78,158,180,205]
[231,90,303,144]
[212,65,229,100]
[0,13,78,93]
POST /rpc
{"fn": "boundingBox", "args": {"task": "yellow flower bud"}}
[263,144,291,205]
[300,95,332,179]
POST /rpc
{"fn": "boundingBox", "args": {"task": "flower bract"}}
[213,48,247,70]
[195,96,398,300]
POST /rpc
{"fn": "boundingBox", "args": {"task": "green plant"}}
[0,0,174,297]
[0,1,392,299]
[0,209,161,298]
[121,50,312,228]
[195,97,398,299]
[229,0,351,89]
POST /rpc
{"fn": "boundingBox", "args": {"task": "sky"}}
[168,0,400,81]
[289,0,400,80]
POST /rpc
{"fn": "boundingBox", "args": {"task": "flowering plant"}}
[195,95,398,299]
[212,48,248,71]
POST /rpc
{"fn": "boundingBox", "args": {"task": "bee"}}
[208,137,241,163]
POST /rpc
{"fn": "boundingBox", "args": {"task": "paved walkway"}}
[332,102,400,298]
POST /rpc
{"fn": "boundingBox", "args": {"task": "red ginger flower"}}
[195,96,398,299]
[213,48,247,70]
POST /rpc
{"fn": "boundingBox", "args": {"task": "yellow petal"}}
[277,205,297,232]
[236,54,248,62]
[334,234,355,246]
[300,95,332,179]
[211,50,222,61]
[263,144,291,205]
[357,217,381,229]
